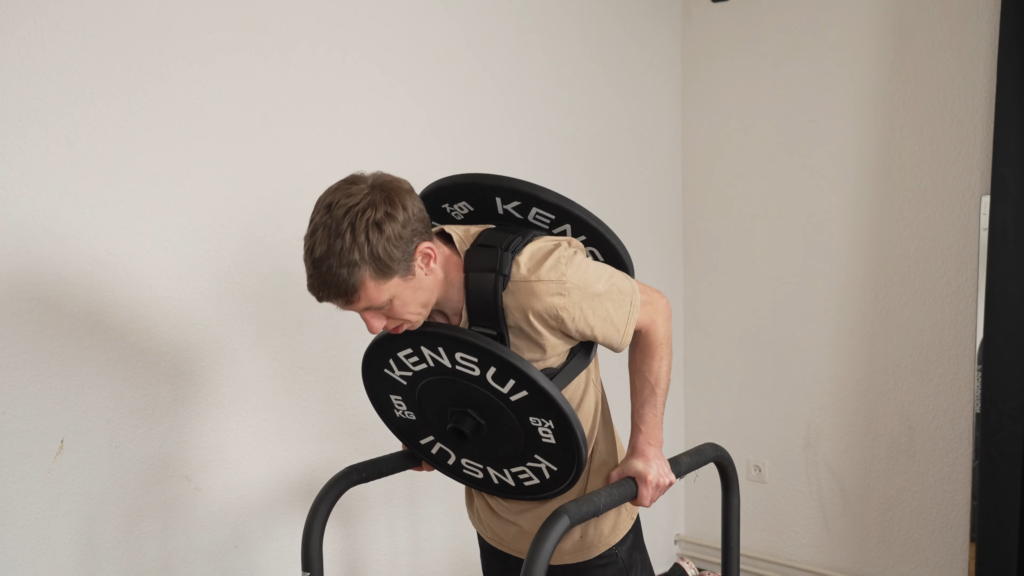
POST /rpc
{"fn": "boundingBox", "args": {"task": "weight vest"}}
[360,173,634,501]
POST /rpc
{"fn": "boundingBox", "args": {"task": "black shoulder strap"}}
[540,341,597,391]
[464,227,544,347]
[464,227,597,391]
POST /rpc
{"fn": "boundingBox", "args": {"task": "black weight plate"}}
[420,173,635,277]
[362,322,588,501]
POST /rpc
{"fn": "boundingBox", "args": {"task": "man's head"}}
[304,171,440,334]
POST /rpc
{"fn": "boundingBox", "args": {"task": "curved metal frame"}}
[300,450,421,576]
[300,444,740,576]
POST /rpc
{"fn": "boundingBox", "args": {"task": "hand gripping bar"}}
[519,443,740,576]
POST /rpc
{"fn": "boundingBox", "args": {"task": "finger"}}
[634,476,654,507]
[652,485,672,505]
[659,473,675,490]
[651,472,672,496]
[401,444,429,472]
[652,474,676,503]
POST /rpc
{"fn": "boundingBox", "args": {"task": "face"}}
[340,273,435,335]
[338,244,440,335]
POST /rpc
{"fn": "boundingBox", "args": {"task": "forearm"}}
[609,281,675,505]
[626,288,672,454]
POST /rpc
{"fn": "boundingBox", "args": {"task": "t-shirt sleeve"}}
[558,244,640,353]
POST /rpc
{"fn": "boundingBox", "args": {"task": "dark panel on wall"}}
[976,0,1024,574]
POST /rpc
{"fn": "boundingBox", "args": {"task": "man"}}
[304,171,675,576]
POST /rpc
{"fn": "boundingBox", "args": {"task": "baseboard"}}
[674,535,852,576]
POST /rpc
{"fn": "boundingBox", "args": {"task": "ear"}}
[413,241,440,274]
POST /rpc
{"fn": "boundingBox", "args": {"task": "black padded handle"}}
[520,443,740,576]
[301,450,421,576]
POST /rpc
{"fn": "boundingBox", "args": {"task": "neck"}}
[430,239,465,326]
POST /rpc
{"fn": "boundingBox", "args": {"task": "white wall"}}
[0,1,685,574]
[680,1,999,574]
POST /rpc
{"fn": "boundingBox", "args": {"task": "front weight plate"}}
[362,322,587,501]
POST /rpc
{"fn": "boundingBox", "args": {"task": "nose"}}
[360,311,387,334]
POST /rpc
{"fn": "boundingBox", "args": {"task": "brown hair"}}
[303,171,434,305]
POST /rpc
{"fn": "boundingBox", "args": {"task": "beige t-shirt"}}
[437,225,641,565]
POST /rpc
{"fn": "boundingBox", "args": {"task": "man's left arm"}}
[608,280,676,507]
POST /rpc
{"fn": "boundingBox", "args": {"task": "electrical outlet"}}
[746,458,768,484]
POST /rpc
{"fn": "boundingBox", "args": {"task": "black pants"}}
[478,516,655,576]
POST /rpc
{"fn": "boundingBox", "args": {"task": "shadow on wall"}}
[200,231,481,574]
[839,0,981,562]
[787,0,982,565]
[0,264,453,575]
[681,1,990,573]
[0,271,208,574]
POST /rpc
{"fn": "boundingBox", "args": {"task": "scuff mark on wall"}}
[46,437,66,477]
[53,438,64,462]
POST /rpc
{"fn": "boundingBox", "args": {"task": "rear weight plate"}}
[420,173,635,277]
[362,322,588,501]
